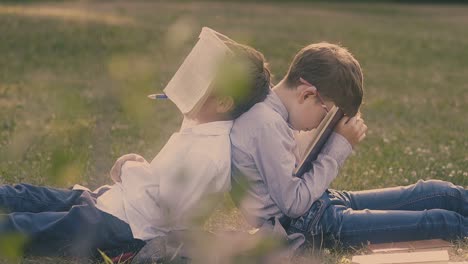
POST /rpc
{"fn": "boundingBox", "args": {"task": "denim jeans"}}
[287,180,468,248]
[0,183,141,257]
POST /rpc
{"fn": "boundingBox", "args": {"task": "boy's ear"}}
[297,84,318,104]
[216,96,234,113]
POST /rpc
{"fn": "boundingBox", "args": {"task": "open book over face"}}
[163,27,235,117]
[294,106,344,177]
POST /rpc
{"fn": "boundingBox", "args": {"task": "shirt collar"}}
[264,90,289,122]
[180,120,233,136]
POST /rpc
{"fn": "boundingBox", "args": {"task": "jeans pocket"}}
[289,199,327,236]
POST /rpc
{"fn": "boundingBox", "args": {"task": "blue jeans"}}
[287,180,468,248]
[0,183,142,257]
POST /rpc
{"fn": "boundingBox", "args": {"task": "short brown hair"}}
[214,41,271,119]
[284,42,363,116]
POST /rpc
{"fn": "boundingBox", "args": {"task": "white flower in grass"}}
[339,257,351,264]
[404,147,413,155]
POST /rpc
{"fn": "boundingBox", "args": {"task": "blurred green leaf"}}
[0,232,28,262]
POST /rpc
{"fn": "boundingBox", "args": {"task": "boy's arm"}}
[252,121,352,218]
[110,153,148,183]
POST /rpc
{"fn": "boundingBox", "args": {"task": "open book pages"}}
[293,106,344,177]
[163,27,234,116]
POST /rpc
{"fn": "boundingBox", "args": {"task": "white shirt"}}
[96,120,233,240]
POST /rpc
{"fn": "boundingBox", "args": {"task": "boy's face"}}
[288,85,335,131]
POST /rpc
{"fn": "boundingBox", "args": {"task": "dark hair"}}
[284,42,363,116]
[214,41,271,119]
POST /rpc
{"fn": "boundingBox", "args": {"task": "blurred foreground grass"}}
[0,1,467,263]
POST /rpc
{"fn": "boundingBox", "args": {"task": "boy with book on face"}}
[0,28,272,258]
[231,42,467,249]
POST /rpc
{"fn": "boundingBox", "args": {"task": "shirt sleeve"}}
[252,121,352,218]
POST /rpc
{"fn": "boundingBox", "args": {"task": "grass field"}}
[0,1,467,263]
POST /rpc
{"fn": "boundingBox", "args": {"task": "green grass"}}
[0,1,467,263]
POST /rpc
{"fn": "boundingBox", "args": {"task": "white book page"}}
[293,106,341,176]
[300,106,338,159]
[294,129,317,160]
[164,28,230,115]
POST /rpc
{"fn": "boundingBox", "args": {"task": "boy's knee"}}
[423,208,465,228]
[415,179,461,195]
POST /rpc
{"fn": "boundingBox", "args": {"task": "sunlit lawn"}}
[0,1,467,263]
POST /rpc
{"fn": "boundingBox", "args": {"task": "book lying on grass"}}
[293,106,344,177]
[368,239,452,254]
[351,249,450,264]
[163,27,234,117]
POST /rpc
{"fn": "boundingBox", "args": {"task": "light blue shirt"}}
[230,91,352,227]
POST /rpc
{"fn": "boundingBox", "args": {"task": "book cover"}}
[293,106,344,177]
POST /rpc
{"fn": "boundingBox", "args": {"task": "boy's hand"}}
[334,115,367,148]
[110,153,146,183]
